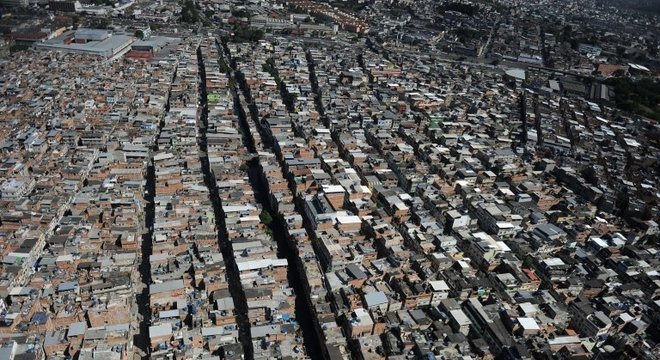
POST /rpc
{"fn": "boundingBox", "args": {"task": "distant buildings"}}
[0,0,658,359]
[36,29,135,58]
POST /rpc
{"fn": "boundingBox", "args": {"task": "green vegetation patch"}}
[605,77,660,120]
[455,27,482,43]
[231,9,252,18]
[260,210,274,225]
[233,28,264,42]
[207,93,220,104]
[180,0,201,24]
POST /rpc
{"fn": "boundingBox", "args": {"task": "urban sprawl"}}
[0,0,658,359]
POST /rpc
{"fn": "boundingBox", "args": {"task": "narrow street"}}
[196,45,254,359]
[133,73,172,359]
[220,40,325,360]
[133,161,154,359]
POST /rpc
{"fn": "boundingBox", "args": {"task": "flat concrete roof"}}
[37,31,134,58]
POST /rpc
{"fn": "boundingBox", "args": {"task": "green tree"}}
[260,210,273,225]
[217,58,230,73]
[231,9,252,18]
[605,77,660,120]
[233,28,264,42]
[180,0,200,24]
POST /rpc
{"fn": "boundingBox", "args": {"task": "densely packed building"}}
[0,0,658,359]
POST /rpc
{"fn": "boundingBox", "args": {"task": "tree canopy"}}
[605,77,660,120]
